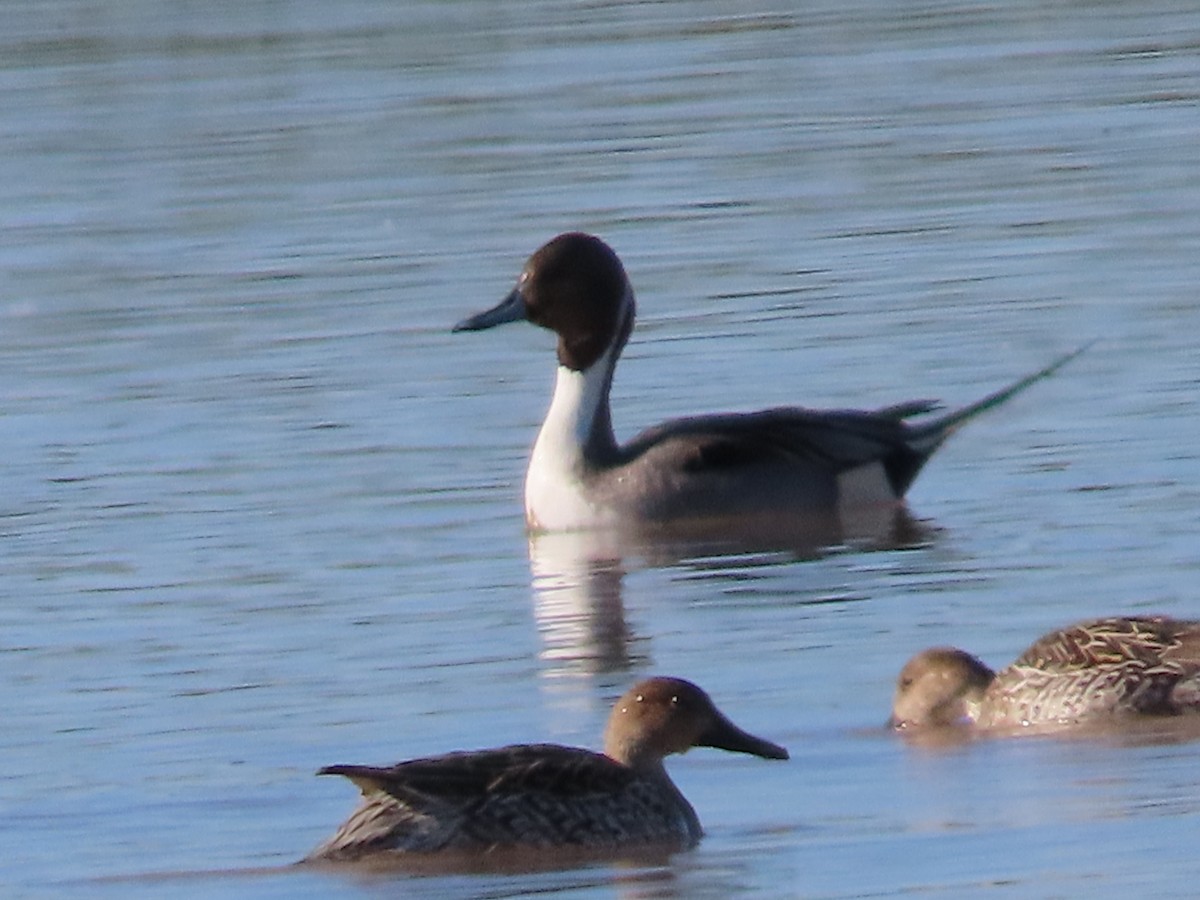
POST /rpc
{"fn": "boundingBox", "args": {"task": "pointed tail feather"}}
[906,340,1094,459]
[875,399,942,420]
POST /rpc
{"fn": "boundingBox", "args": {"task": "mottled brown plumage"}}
[891,616,1200,731]
[306,677,787,861]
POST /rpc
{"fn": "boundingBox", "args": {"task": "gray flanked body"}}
[307,677,787,861]
[891,616,1200,731]
[454,232,1086,533]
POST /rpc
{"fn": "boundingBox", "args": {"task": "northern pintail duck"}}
[306,676,787,861]
[890,616,1200,731]
[454,232,1084,533]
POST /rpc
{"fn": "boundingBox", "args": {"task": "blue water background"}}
[4,1,1200,896]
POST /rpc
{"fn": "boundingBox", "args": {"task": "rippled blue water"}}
[4,1,1200,897]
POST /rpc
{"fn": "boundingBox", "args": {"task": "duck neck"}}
[960,675,992,723]
[959,658,995,724]
[524,294,632,530]
[531,346,621,474]
[640,758,702,844]
[608,749,703,844]
[524,355,620,531]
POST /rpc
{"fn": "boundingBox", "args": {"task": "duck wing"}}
[309,744,662,858]
[621,344,1089,498]
[1010,617,1192,672]
[321,743,632,801]
[622,403,938,496]
[1005,617,1200,717]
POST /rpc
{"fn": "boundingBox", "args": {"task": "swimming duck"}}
[454,232,1084,533]
[305,676,788,861]
[890,616,1200,730]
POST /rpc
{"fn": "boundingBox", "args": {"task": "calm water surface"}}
[4,1,1200,897]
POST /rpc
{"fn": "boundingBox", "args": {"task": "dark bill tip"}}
[750,738,789,761]
[452,287,527,332]
[700,716,789,760]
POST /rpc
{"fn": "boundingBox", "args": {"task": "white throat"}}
[525,347,619,531]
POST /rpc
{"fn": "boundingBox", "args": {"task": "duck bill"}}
[453,287,527,332]
[697,712,789,760]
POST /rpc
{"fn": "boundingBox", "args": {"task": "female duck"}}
[455,233,1083,533]
[890,616,1200,731]
[306,676,787,860]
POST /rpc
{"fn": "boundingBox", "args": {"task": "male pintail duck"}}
[890,616,1200,731]
[454,232,1086,533]
[305,676,787,861]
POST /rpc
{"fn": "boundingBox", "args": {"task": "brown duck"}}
[890,616,1200,731]
[306,677,788,861]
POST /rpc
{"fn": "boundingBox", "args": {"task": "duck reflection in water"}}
[525,508,933,680]
[529,530,642,676]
